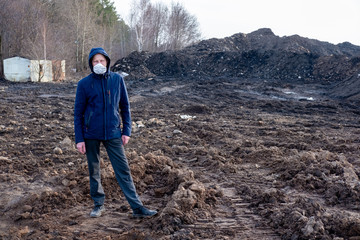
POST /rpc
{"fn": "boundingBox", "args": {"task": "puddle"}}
[38,94,75,98]
[283,90,315,101]
[235,88,316,101]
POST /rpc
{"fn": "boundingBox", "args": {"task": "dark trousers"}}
[84,138,143,210]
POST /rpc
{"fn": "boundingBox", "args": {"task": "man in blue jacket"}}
[74,47,157,218]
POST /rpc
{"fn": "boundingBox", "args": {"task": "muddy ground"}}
[0,75,360,240]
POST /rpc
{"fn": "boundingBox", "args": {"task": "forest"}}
[0,0,201,76]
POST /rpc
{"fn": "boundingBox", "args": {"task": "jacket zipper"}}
[102,76,107,140]
[107,76,111,105]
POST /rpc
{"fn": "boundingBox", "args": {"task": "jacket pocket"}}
[116,111,121,128]
[85,111,93,129]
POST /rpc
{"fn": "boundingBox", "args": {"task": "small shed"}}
[52,60,66,81]
[30,60,53,82]
[3,57,65,82]
[3,57,30,82]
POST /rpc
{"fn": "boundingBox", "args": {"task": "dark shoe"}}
[132,206,158,218]
[90,205,105,218]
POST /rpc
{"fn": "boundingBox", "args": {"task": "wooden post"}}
[0,34,4,78]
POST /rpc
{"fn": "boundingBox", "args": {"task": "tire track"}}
[188,162,281,239]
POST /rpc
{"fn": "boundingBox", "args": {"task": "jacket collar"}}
[91,72,110,79]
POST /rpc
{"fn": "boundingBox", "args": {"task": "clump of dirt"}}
[127,150,219,235]
[238,148,360,239]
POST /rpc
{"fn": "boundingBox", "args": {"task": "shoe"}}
[90,205,105,218]
[132,206,158,218]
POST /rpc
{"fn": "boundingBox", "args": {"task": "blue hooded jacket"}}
[74,47,131,144]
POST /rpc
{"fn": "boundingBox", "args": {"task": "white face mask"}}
[93,63,107,75]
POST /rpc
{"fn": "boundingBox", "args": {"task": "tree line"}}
[0,0,201,77]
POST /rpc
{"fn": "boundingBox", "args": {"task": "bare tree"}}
[166,2,201,50]
[58,0,127,71]
[0,34,3,78]
[107,18,133,59]
[129,0,152,52]
[95,0,123,57]
[144,2,168,52]
[0,0,42,58]
[128,0,201,52]
[44,1,75,67]
[59,0,100,71]
[0,0,6,78]
[115,19,133,58]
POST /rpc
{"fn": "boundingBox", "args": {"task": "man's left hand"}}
[122,135,130,145]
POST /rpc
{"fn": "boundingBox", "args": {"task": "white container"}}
[30,60,53,82]
[4,57,65,82]
[3,57,31,82]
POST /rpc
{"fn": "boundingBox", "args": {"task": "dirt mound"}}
[328,68,360,101]
[242,149,360,239]
[112,28,360,86]
[187,28,360,56]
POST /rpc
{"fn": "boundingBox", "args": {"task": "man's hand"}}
[122,135,130,145]
[76,142,86,154]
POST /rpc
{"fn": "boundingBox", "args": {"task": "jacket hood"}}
[88,47,111,73]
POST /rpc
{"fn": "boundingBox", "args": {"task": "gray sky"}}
[114,0,360,46]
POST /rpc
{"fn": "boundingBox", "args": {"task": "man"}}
[74,47,157,218]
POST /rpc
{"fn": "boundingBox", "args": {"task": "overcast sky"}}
[113,0,360,46]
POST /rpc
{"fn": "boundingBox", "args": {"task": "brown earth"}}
[0,74,360,239]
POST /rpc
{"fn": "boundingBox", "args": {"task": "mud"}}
[0,75,359,239]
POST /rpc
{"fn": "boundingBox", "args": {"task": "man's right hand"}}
[76,142,86,154]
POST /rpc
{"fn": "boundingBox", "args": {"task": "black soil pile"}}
[112,28,360,101]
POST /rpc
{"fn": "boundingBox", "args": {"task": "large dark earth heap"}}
[112,28,360,101]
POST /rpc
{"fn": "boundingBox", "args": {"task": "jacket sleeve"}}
[74,81,86,143]
[119,76,132,137]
